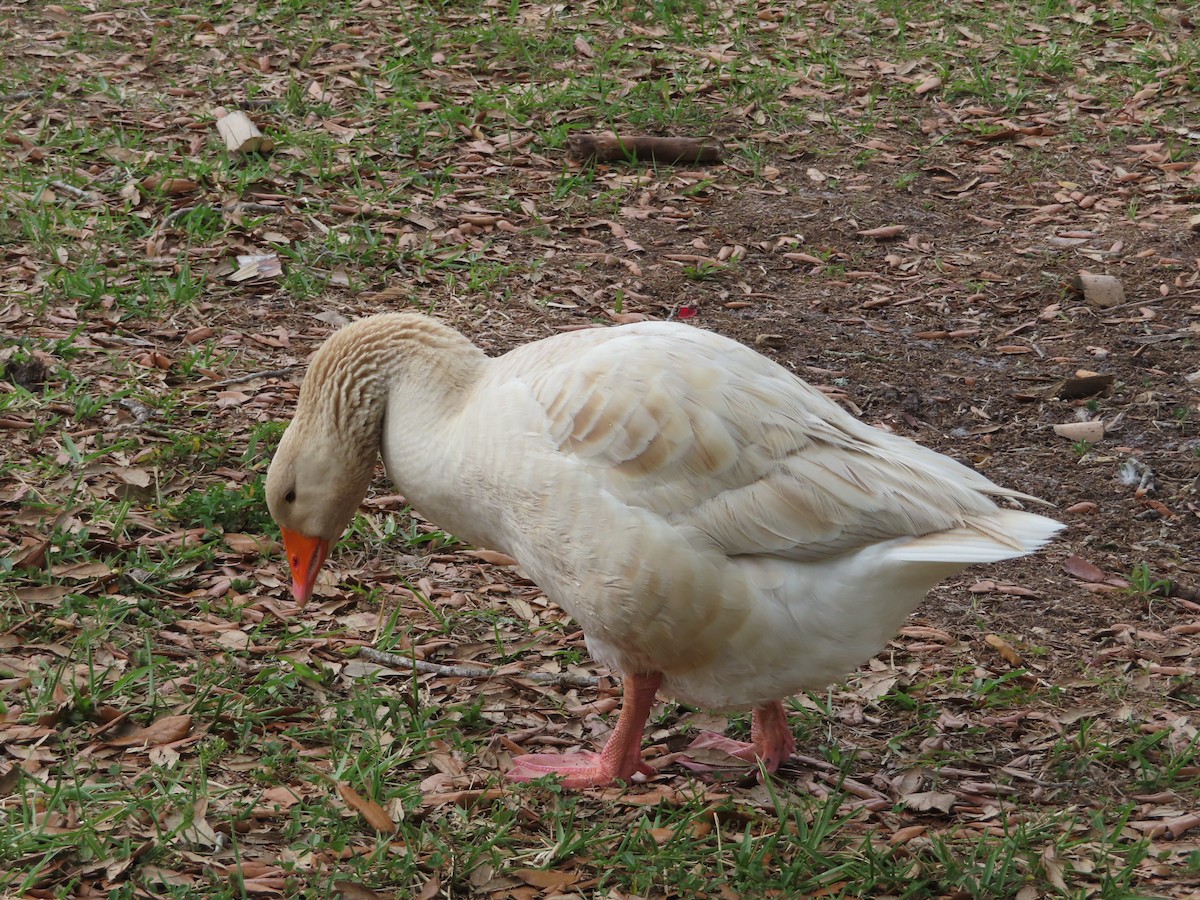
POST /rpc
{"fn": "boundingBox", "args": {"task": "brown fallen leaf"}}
[0,765,20,795]
[337,782,396,833]
[462,549,518,566]
[889,824,927,845]
[512,868,581,889]
[1072,271,1124,308]
[419,788,507,808]
[141,175,200,195]
[857,224,905,239]
[1063,554,1107,583]
[117,467,153,487]
[902,791,956,813]
[223,532,276,555]
[985,634,1022,666]
[1050,372,1115,399]
[333,881,390,900]
[107,714,193,748]
[914,73,942,94]
[15,585,69,604]
[12,537,50,570]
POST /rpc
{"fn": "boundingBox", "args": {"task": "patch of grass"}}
[168,479,272,534]
[1126,562,1171,598]
[2,0,1195,897]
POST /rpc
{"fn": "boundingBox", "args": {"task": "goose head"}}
[266,422,375,604]
[264,312,486,604]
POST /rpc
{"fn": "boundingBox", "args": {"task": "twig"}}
[117,398,153,426]
[162,201,285,227]
[360,646,601,688]
[161,205,204,226]
[48,179,100,202]
[1,91,35,102]
[186,366,300,392]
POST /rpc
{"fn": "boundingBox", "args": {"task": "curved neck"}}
[293,313,487,468]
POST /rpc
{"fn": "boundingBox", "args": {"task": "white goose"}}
[265,312,1062,788]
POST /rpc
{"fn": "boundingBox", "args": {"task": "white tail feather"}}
[886,510,1064,565]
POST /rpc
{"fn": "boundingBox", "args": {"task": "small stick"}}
[186,366,300,392]
[568,132,723,165]
[162,201,284,227]
[48,180,100,202]
[116,397,153,425]
[360,646,601,688]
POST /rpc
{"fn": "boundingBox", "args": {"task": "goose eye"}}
[285,489,296,503]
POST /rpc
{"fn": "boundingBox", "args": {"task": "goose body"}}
[266,312,1062,787]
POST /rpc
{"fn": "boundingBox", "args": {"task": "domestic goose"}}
[265,312,1062,788]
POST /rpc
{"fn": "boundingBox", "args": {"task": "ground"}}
[1,1,1199,898]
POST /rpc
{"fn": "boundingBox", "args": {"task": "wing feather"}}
[498,323,1043,561]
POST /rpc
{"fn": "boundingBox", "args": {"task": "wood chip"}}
[1072,272,1125,308]
[216,110,274,154]
[1052,420,1104,442]
[1050,372,1114,399]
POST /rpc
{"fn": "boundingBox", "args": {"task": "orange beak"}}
[279,527,331,605]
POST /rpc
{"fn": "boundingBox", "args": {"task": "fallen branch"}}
[162,201,284,228]
[116,397,154,426]
[186,366,300,392]
[360,646,601,688]
[48,179,100,202]
[568,132,723,165]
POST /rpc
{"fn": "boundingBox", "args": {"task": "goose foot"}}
[679,701,796,777]
[505,671,663,790]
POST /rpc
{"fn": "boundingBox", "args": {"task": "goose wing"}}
[499,322,1041,562]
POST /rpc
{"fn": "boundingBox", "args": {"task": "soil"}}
[258,125,1200,805]
[4,24,1200,892]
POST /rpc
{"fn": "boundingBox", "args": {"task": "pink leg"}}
[681,700,796,775]
[506,672,662,789]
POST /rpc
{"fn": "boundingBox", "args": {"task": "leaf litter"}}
[2,0,1199,897]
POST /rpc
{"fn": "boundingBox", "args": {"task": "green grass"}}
[2,0,1197,896]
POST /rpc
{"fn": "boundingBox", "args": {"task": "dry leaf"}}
[984,634,1022,666]
[1063,555,1106,583]
[333,881,389,899]
[902,791,956,813]
[512,868,581,889]
[462,549,518,566]
[107,715,192,748]
[857,224,905,239]
[224,533,275,555]
[914,74,942,94]
[337,782,396,833]
[1052,372,1114,399]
